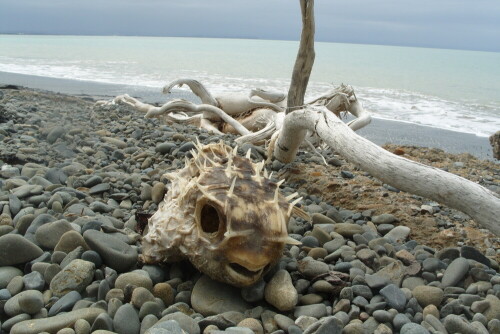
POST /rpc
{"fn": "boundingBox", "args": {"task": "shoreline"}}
[0,70,494,160]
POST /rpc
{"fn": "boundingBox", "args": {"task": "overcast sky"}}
[1,0,499,52]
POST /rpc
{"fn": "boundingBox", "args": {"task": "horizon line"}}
[1,32,499,54]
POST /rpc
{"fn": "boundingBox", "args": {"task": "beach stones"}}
[10,307,106,334]
[191,275,250,316]
[371,214,397,224]
[4,290,44,316]
[48,290,82,316]
[46,126,65,144]
[0,234,43,266]
[113,303,141,334]
[54,230,89,253]
[50,259,95,297]
[412,286,443,307]
[1,87,500,334]
[298,258,330,278]
[441,257,469,287]
[83,230,137,272]
[0,266,23,288]
[264,270,298,311]
[115,272,153,291]
[35,219,74,249]
[379,284,407,312]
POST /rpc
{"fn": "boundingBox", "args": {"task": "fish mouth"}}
[226,262,266,284]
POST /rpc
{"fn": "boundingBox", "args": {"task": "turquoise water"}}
[1,35,499,136]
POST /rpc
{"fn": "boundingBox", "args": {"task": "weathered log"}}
[274,106,500,235]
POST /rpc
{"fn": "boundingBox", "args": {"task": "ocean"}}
[0,34,499,137]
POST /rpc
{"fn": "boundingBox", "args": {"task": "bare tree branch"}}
[287,0,315,113]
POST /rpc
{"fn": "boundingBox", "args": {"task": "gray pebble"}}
[0,266,23,289]
[145,320,183,334]
[17,290,43,315]
[141,314,159,334]
[441,257,469,288]
[90,313,114,332]
[83,230,137,273]
[23,271,45,291]
[2,313,32,332]
[82,250,102,268]
[0,234,44,266]
[379,284,407,312]
[371,214,397,224]
[293,304,327,318]
[48,291,82,316]
[159,311,201,334]
[50,259,95,297]
[351,285,373,300]
[113,303,140,334]
[443,314,476,334]
[139,301,163,320]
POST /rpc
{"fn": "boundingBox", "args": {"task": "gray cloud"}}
[0,0,498,51]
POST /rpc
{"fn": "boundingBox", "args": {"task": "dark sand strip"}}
[0,71,494,160]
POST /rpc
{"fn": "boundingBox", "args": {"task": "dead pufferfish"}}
[140,140,304,287]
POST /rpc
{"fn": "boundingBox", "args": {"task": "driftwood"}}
[95,0,500,236]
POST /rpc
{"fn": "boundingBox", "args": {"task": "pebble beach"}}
[0,82,499,334]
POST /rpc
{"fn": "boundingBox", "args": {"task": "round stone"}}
[131,287,155,309]
[115,272,153,291]
[441,257,469,288]
[50,259,95,297]
[191,275,250,316]
[293,304,327,318]
[0,234,43,266]
[6,276,24,295]
[35,220,74,249]
[151,183,166,204]
[264,270,298,311]
[81,250,102,268]
[54,231,89,253]
[372,214,397,224]
[48,291,82,316]
[422,304,440,319]
[159,312,201,334]
[384,226,411,243]
[83,230,137,273]
[153,283,174,306]
[400,322,430,334]
[443,314,475,334]
[23,271,45,291]
[141,265,165,285]
[308,247,328,259]
[238,318,264,334]
[379,284,407,312]
[139,301,163,320]
[113,303,140,334]
[17,290,44,314]
[412,286,444,307]
[0,266,23,289]
[155,142,176,154]
[298,258,329,278]
[47,126,65,144]
[301,236,319,248]
[333,223,364,237]
[44,264,62,284]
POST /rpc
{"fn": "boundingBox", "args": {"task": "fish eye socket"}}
[200,203,221,234]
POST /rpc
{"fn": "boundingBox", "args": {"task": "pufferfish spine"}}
[141,140,302,287]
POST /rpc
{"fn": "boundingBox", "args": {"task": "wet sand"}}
[0,71,494,160]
